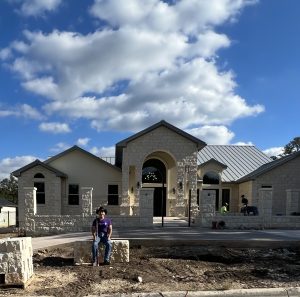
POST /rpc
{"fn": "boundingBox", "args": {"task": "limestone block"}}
[74,240,129,265]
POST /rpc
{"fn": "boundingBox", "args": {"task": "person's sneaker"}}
[103,260,110,265]
[92,261,98,267]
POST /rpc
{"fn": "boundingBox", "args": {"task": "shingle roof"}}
[238,150,300,182]
[197,145,271,182]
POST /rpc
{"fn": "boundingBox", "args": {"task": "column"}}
[81,187,93,216]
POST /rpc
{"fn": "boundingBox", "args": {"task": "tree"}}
[283,137,300,156]
[271,137,300,160]
[0,174,18,204]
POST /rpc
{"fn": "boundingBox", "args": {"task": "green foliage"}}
[0,174,18,204]
[283,137,300,155]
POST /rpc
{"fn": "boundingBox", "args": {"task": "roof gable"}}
[238,150,300,182]
[116,120,206,149]
[45,145,121,172]
[12,159,67,178]
[198,158,227,169]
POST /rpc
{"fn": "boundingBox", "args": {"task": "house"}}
[12,120,300,234]
[0,197,17,227]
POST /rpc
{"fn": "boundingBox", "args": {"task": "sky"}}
[0,0,300,180]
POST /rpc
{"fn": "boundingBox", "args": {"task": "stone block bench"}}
[0,237,33,287]
[74,240,129,265]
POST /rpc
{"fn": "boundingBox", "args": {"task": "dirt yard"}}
[1,245,300,296]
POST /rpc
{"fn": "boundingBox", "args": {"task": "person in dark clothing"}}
[91,207,112,266]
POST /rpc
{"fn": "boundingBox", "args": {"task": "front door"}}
[153,187,166,216]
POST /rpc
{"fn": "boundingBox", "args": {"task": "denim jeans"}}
[92,233,112,263]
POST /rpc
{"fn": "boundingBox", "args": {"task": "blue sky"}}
[0,0,299,179]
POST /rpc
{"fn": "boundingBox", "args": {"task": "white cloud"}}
[39,122,71,133]
[186,125,235,145]
[263,147,284,158]
[233,141,254,146]
[0,104,44,120]
[90,146,115,157]
[18,0,62,17]
[2,0,262,135]
[76,138,90,147]
[0,156,37,180]
[49,142,71,153]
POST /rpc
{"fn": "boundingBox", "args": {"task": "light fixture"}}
[179,181,183,190]
[137,181,140,189]
[131,186,134,193]
[172,187,176,194]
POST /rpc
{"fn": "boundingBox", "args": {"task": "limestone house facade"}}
[12,120,300,234]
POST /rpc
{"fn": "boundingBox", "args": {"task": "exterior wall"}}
[238,181,253,206]
[252,156,300,215]
[17,165,62,226]
[120,126,198,216]
[47,150,122,215]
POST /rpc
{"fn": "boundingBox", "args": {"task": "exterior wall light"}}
[178,181,183,190]
[172,187,176,194]
[137,181,140,189]
[131,186,134,193]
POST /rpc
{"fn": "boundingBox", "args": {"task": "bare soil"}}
[1,245,300,297]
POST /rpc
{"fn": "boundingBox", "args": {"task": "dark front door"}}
[153,187,166,217]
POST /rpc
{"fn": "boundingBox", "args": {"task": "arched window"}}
[142,159,166,183]
[34,173,45,178]
[203,171,220,185]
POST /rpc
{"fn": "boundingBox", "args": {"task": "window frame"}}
[34,182,45,204]
[107,184,119,205]
[68,184,80,205]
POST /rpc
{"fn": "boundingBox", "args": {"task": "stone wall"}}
[74,240,129,264]
[0,237,33,287]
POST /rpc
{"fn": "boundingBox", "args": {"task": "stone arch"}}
[142,150,177,217]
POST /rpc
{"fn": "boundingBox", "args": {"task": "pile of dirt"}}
[1,246,300,296]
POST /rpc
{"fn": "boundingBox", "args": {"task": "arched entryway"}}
[142,159,166,216]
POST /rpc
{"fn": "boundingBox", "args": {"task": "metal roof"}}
[197,145,272,182]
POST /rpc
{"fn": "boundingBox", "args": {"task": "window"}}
[34,173,44,178]
[34,182,45,204]
[68,184,79,205]
[108,185,118,205]
[203,171,220,185]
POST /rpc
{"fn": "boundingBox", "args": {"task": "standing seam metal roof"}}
[197,145,272,182]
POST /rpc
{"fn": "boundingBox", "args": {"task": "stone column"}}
[81,187,93,215]
[139,188,154,224]
[286,189,300,215]
[258,188,273,228]
[175,163,186,216]
[199,190,216,227]
[23,187,37,233]
[120,164,132,215]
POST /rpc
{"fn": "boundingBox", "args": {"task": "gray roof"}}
[0,198,17,207]
[197,145,272,182]
[238,150,300,182]
[12,159,67,178]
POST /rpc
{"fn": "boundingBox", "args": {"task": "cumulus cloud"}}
[90,146,115,157]
[186,125,235,145]
[0,104,44,120]
[263,147,284,158]
[39,122,71,133]
[17,0,62,17]
[49,142,71,153]
[1,0,262,136]
[76,138,90,147]
[0,156,37,180]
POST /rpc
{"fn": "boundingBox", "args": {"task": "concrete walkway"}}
[32,226,300,251]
